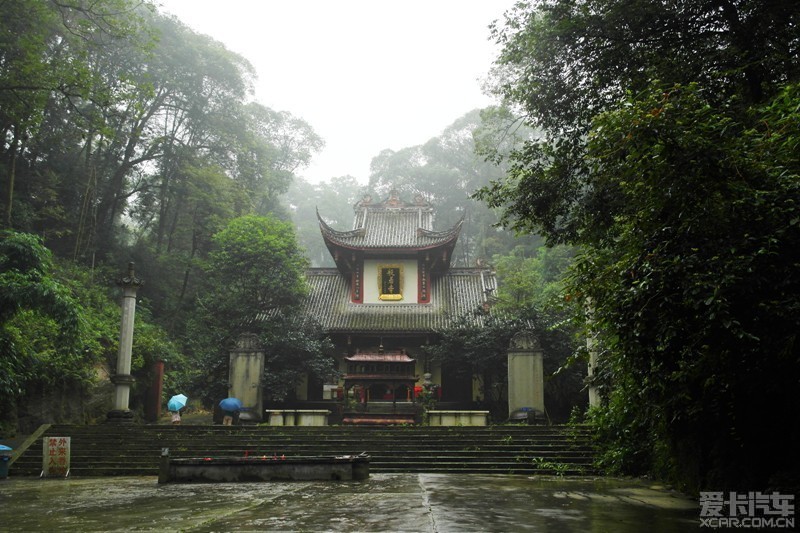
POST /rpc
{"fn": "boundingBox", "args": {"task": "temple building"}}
[229,191,544,423]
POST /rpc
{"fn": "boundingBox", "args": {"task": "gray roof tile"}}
[303,268,497,332]
[317,192,462,250]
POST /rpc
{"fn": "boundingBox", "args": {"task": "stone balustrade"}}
[426,410,490,426]
[265,410,331,426]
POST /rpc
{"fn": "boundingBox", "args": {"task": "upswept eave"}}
[316,207,464,252]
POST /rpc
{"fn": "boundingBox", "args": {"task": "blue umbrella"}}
[0,445,12,452]
[219,397,243,412]
[168,394,188,412]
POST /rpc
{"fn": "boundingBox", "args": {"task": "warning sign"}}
[42,436,70,477]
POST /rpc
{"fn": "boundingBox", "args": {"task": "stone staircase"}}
[9,424,597,477]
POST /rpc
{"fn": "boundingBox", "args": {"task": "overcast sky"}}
[157,0,516,184]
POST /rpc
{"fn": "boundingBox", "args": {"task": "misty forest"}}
[1,0,798,496]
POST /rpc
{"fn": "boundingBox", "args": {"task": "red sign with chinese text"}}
[42,436,70,477]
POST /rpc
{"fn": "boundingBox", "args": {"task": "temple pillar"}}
[229,333,265,423]
[507,331,544,416]
[107,262,143,424]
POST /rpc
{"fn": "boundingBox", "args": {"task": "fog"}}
[158,0,517,183]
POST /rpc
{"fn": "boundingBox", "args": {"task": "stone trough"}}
[158,451,369,483]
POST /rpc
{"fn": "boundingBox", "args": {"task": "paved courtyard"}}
[0,473,701,532]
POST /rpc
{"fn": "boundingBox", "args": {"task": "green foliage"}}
[0,232,83,401]
[480,0,800,245]
[131,310,183,371]
[0,0,152,230]
[423,314,522,418]
[492,245,586,422]
[206,214,308,319]
[574,83,800,491]
[494,245,574,312]
[0,231,183,427]
[1,0,321,266]
[258,314,336,402]
[185,215,317,405]
[479,0,800,493]
[0,232,79,326]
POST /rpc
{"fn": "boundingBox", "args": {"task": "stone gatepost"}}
[228,333,265,422]
[107,262,143,424]
[506,331,544,416]
[585,299,600,408]
[586,329,601,408]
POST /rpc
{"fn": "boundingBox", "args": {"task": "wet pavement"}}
[0,474,701,532]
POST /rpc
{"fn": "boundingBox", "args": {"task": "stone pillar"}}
[107,262,143,424]
[585,299,600,408]
[229,333,265,423]
[506,331,544,416]
[586,329,601,408]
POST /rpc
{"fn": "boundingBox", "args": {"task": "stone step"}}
[13,461,597,476]
[28,432,593,440]
[30,432,591,438]
[24,439,594,449]
[42,423,592,431]
[23,428,592,435]
[31,440,592,449]
[27,465,595,477]
[13,449,594,462]
[16,455,597,466]
[16,445,597,456]
[10,424,597,477]
[14,444,594,459]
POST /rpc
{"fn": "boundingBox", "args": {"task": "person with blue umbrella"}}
[168,394,188,425]
[0,444,13,479]
[219,397,242,426]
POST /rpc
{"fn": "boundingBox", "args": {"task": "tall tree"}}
[477,0,800,491]
[479,0,800,244]
[369,109,539,265]
[0,0,148,230]
[229,103,323,216]
[87,10,257,256]
[185,215,321,404]
[574,83,800,491]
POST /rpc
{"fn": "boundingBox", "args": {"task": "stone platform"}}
[158,453,369,483]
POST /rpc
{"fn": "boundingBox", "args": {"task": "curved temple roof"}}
[317,191,464,252]
[304,268,498,332]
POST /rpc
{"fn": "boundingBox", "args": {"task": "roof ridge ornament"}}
[385,189,402,207]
